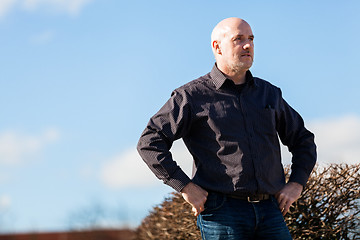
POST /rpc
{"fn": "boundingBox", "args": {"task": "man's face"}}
[220,22,254,73]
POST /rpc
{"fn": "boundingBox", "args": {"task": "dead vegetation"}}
[285,164,360,239]
[136,164,360,240]
[136,192,200,240]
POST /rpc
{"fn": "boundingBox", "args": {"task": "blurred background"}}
[0,0,359,233]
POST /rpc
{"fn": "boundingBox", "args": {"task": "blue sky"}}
[0,0,359,233]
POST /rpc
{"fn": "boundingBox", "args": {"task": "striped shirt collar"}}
[210,63,256,90]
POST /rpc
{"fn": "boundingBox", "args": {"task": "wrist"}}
[288,181,304,191]
[180,182,194,194]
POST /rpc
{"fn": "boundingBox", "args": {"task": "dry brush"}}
[136,164,360,240]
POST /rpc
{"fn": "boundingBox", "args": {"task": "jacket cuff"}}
[164,169,191,192]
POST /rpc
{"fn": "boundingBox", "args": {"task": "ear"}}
[212,40,221,55]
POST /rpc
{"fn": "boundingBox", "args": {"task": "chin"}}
[231,62,253,72]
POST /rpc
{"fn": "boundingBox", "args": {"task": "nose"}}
[243,42,252,50]
[243,38,253,50]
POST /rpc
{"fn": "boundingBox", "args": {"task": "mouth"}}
[241,53,252,57]
[240,54,252,59]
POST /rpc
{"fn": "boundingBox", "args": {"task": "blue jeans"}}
[197,192,292,240]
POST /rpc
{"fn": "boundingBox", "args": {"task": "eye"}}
[234,36,242,41]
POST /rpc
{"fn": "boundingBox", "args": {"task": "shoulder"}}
[253,76,280,90]
[252,76,282,95]
[173,72,213,96]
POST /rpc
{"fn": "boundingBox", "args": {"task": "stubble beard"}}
[228,56,253,73]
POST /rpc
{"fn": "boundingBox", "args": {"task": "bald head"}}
[211,18,249,46]
[210,17,254,83]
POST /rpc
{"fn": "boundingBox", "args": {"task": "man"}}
[137,17,316,239]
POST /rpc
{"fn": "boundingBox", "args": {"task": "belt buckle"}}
[247,196,260,203]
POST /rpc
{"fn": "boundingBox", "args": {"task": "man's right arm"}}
[137,90,193,192]
[137,90,210,214]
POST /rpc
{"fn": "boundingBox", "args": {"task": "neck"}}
[216,62,249,85]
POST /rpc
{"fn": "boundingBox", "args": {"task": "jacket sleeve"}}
[137,90,193,192]
[276,92,317,187]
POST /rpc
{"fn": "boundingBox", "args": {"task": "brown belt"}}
[226,193,271,203]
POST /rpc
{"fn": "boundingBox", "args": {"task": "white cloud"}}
[100,115,360,189]
[308,115,360,165]
[0,0,17,18]
[22,0,93,15]
[0,128,60,165]
[0,194,11,210]
[0,0,92,18]
[100,148,155,189]
[277,115,360,166]
[100,141,193,189]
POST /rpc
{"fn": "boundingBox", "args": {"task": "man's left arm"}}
[275,95,317,215]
